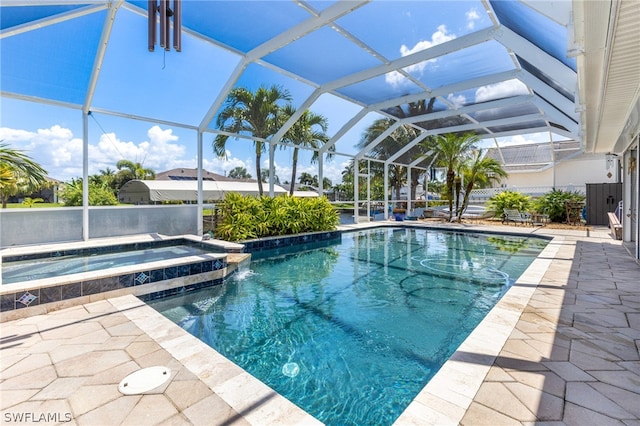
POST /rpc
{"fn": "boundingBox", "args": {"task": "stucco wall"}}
[501,154,619,189]
[0,205,198,248]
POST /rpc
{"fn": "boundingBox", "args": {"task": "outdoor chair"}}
[465,210,496,222]
[502,209,533,226]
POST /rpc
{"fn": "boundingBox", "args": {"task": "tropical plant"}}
[322,177,332,191]
[0,142,49,208]
[260,169,280,184]
[113,159,155,192]
[298,172,317,187]
[228,166,251,180]
[357,118,425,201]
[22,197,44,207]
[338,160,385,201]
[486,190,532,219]
[432,133,479,220]
[456,150,508,220]
[116,159,155,180]
[280,104,330,195]
[60,178,118,206]
[215,193,339,242]
[533,189,586,223]
[214,85,292,196]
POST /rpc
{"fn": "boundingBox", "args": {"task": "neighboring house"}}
[8,176,62,204]
[155,168,246,182]
[483,141,618,192]
[119,169,317,204]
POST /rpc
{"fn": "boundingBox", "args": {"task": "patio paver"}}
[1,224,639,425]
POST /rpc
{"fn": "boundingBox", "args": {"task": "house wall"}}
[0,205,198,248]
[501,154,618,190]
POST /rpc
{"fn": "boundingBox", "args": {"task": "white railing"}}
[469,185,586,200]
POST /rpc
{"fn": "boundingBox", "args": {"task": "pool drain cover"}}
[118,366,171,395]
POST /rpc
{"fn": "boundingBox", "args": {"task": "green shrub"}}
[486,190,532,218]
[60,181,118,206]
[215,193,339,242]
[533,189,585,223]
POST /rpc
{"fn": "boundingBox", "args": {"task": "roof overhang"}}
[574,0,640,154]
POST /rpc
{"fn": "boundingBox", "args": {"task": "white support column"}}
[197,131,204,236]
[407,166,412,215]
[384,162,389,219]
[269,143,276,197]
[82,111,89,241]
[318,154,324,197]
[367,160,371,218]
[353,158,359,224]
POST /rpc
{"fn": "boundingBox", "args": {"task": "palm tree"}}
[298,172,316,187]
[114,160,155,192]
[0,142,49,208]
[280,104,330,195]
[432,133,479,221]
[116,160,155,180]
[456,150,508,221]
[228,166,251,180]
[358,118,423,201]
[214,85,292,196]
[260,169,280,184]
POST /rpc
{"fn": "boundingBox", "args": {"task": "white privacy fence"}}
[1,205,199,248]
[469,185,587,201]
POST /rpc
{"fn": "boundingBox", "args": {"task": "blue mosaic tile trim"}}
[242,231,341,254]
[0,258,227,312]
[137,278,224,302]
[135,272,150,285]
[12,289,40,310]
[3,238,226,263]
[17,292,37,306]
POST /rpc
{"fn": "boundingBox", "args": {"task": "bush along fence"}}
[214,193,340,242]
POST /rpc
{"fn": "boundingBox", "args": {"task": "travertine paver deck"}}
[0,296,319,425]
[1,223,639,425]
[459,230,640,426]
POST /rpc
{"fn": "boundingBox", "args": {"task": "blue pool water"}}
[148,228,548,425]
[2,245,214,284]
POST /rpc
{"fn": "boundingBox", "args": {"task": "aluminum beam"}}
[321,26,497,93]
[84,0,123,114]
[354,122,401,160]
[0,4,108,39]
[494,26,577,94]
[518,69,578,121]
[320,107,370,154]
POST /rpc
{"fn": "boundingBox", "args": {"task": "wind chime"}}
[148,0,181,52]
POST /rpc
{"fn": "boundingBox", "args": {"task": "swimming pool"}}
[148,227,548,425]
[2,243,218,284]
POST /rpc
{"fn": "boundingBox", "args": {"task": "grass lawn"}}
[5,203,64,208]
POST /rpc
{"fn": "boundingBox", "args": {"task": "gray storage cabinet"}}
[585,183,622,225]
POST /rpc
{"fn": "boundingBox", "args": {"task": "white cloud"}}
[446,93,467,108]
[0,124,352,185]
[0,124,187,181]
[385,25,456,88]
[466,8,480,30]
[1,125,83,178]
[475,79,529,103]
[495,132,552,145]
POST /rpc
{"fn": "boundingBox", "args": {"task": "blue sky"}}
[0,1,561,185]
